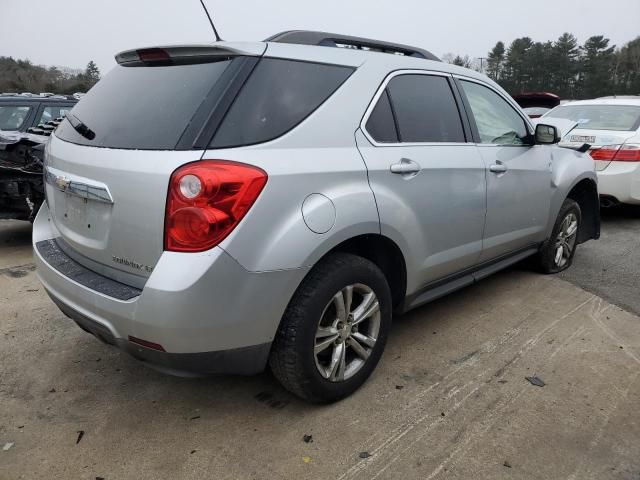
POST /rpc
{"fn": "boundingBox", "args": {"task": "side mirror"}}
[535,124,560,144]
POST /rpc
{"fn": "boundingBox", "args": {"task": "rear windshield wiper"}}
[66,113,96,140]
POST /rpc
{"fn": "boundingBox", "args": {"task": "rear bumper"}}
[597,162,640,205]
[33,204,309,375]
[49,294,271,376]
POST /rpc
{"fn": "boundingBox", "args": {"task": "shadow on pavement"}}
[600,203,640,221]
[0,219,32,249]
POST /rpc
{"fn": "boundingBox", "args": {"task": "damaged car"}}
[0,119,66,221]
[0,94,76,133]
[0,94,75,221]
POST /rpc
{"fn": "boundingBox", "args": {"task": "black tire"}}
[535,198,582,274]
[269,252,392,403]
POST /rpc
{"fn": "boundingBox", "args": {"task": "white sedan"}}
[543,98,640,206]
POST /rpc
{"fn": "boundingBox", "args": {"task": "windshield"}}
[545,104,640,131]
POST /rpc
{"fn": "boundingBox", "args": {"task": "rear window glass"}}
[55,60,233,149]
[545,105,640,131]
[0,105,31,130]
[211,58,354,148]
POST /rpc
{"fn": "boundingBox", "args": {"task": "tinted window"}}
[385,75,465,143]
[365,90,398,143]
[211,59,353,148]
[56,60,234,149]
[0,105,30,130]
[545,105,640,131]
[36,105,74,125]
[460,81,528,145]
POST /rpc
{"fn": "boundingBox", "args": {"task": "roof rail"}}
[265,30,440,61]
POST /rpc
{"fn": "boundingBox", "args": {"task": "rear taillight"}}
[590,145,619,161]
[164,161,267,252]
[590,144,640,162]
[613,144,640,162]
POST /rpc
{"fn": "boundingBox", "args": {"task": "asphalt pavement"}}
[561,205,640,315]
[1,217,639,480]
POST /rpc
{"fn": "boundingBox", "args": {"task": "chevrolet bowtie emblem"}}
[55,175,71,191]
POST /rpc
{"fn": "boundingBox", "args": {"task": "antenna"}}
[198,0,222,41]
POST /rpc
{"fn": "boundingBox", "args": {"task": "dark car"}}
[512,92,561,118]
[0,95,77,221]
[0,94,77,133]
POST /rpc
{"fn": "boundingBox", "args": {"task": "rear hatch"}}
[44,42,356,288]
[45,43,265,287]
[545,103,640,171]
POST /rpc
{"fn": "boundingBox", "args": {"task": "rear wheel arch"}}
[319,234,407,312]
[566,178,600,243]
[294,233,407,313]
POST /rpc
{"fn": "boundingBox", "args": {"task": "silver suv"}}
[34,32,600,402]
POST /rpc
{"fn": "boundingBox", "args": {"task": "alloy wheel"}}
[314,283,380,382]
[554,212,579,268]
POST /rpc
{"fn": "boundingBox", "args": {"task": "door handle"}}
[390,158,421,175]
[489,162,508,174]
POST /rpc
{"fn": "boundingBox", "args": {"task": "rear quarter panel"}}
[207,58,391,272]
[214,146,380,272]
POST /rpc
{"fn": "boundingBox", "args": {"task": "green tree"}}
[84,60,100,83]
[502,37,534,93]
[486,41,505,81]
[580,36,616,98]
[551,33,580,98]
[615,36,640,94]
[527,41,554,92]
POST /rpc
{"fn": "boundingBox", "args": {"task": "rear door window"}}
[210,59,354,148]
[384,74,466,143]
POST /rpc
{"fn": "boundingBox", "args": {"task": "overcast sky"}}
[1,0,639,74]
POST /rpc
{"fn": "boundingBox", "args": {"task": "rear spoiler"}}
[115,42,266,66]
